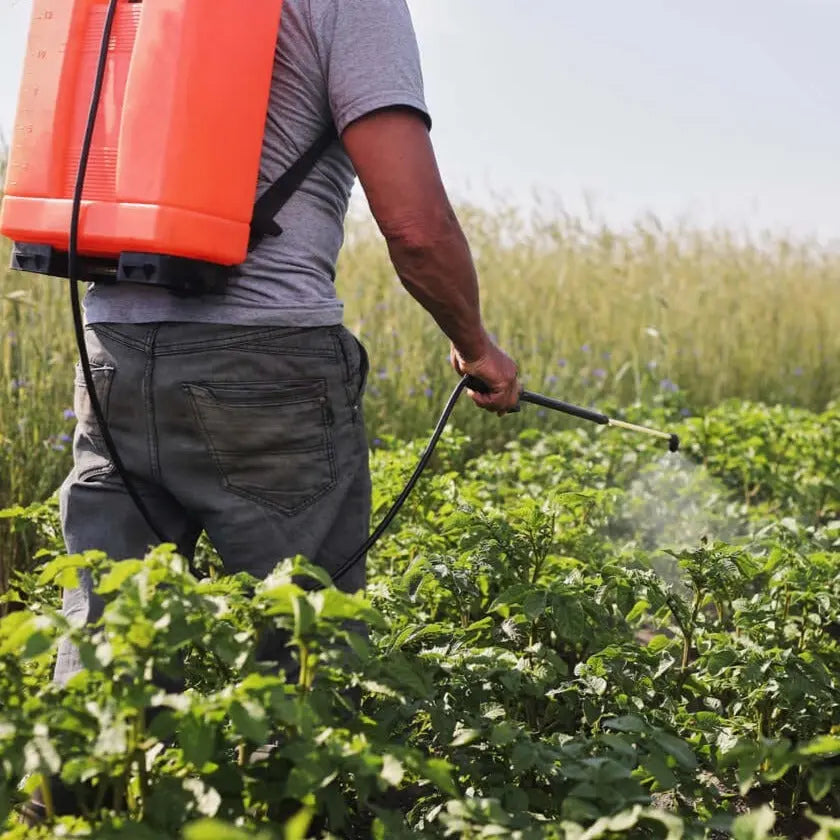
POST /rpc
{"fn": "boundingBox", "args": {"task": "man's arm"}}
[341,107,521,414]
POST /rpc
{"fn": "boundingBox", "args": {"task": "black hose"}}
[69,0,167,544]
[330,375,471,585]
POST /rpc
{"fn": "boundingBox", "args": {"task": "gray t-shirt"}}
[84,0,430,326]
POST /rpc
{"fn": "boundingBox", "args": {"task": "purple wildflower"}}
[660,378,679,393]
[63,408,76,420]
[593,368,607,380]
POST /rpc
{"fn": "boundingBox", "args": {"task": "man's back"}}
[81,0,429,329]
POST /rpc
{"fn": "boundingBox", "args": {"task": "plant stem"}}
[39,773,55,821]
[135,716,149,819]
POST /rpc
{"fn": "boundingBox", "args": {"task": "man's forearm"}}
[386,218,490,363]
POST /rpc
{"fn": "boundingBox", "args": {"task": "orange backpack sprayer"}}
[0,0,679,587]
[0,0,336,293]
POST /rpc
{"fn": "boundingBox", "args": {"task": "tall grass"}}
[338,202,840,442]
[0,235,80,585]
[1,201,839,582]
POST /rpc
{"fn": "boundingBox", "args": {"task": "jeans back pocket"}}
[183,379,337,516]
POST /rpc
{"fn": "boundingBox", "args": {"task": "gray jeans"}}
[55,322,371,685]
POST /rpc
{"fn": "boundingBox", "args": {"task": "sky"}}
[2,0,839,244]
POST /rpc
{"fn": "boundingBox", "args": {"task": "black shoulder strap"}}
[248,123,339,250]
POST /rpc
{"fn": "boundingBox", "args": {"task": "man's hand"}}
[450,338,521,416]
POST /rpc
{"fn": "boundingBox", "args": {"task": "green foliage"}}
[0,402,839,838]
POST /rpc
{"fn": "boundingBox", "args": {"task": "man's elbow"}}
[380,206,461,258]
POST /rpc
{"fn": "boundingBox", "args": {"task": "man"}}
[23,0,520,823]
[53,0,520,686]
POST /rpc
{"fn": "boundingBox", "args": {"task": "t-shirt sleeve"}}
[309,0,432,135]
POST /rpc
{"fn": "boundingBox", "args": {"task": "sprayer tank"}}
[0,0,284,267]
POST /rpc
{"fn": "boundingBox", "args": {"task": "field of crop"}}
[0,399,838,838]
[1,204,840,838]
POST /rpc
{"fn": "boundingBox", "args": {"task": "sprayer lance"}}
[464,376,680,452]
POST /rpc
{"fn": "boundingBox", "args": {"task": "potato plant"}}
[1,401,839,838]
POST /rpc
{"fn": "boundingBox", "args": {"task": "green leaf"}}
[0,505,27,520]
[798,735,840,757]
[807,769,834,803]
[581,674,607,695]
[643,754,678,789]
[451,728,481,747]
[22,630,52,660]
[36,554,87,586]
[284,807,316,840]
[184,819,270,840]
[732,806,776,840]
[490,722,518,747]
[315,589,383,626]
[290,558,334,589]
[502,786,530,814]
[511,741,536,772]
[293,595,317,639]
[228,700,270,745]
[604,714,648,734]
[638,808,685,840]
[600,733,638,761]
[464,616,494,634]
[652,731,697,770]
[379,653,435,699]
[180,715,216,767]
[260,583,306,614]
[626,599,650,622]
[489,583,533,613]
[646,634,672,653]
[97,559,145,594]
[419,757,458,796]
[24,735,61,776]
[580,807,646,837]
[523,589,548,620]
[0,615,53,658]
[805,810,840,840]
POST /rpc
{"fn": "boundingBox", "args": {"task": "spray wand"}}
[481,378,681,453]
